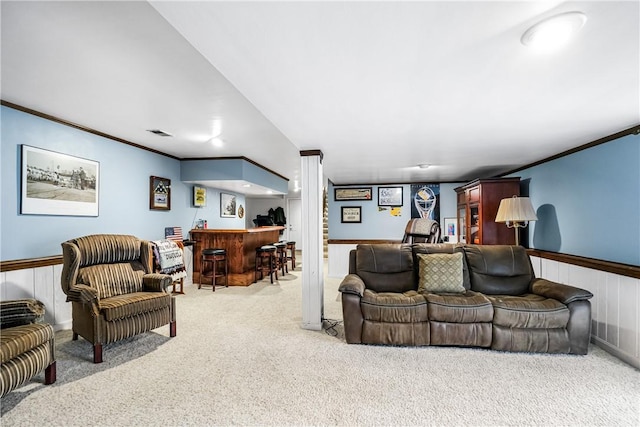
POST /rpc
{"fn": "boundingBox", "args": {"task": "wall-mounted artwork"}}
[193,186,206,207]
[150,176,171,210]
[341,206,362,223]
[21,145,99,216]
[410,183,440,221]
[334,187,372,201]
[378,186,403,207]
[221,193,237,218]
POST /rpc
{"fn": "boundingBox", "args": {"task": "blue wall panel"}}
[513,133,639,266]
[0,106,243,260]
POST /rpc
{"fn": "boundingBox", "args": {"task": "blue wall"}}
[513,132,639,266]
[328,182,459,240]
[328,132,639,267]
[0,106,244,260]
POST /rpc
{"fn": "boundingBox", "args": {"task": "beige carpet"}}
[1,262,639,426]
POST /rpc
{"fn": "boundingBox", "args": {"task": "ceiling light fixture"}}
[521,11,587,52]
[417,164,430,169]
[209,137,223,147]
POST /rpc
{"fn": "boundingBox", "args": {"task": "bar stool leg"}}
[211,257,216,292]
[224,256,228,287]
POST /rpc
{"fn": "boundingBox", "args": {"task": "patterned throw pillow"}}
[417,252,465,293]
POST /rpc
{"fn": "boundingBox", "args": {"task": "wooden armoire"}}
[455,177,521,245]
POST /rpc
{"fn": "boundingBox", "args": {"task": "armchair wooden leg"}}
[45,361,57,385]
[170,320,176,337]
[72,332,78,340]
[93,344,103,364]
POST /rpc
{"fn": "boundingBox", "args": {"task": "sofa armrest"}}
[0,299,45,329]
[65,284,99,306]
[338,274,366,297]
[143,273,173,292]
[531,278,593,305]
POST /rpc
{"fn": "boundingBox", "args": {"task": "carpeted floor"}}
[1,262,639,426]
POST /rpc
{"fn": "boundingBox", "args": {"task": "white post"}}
[300,150,324,330]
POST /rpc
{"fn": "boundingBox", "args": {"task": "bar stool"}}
[255,245,277,283]
[200,248,228,291]
[273,241,288,276]
[285,241,296,270]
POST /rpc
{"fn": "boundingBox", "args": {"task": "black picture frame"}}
[334,187,372,201]
[341,206,362,223]
[378,186,403,207]
[150,176,171,210]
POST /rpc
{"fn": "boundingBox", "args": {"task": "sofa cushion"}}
[355,244,415,293]
[417,252,465,293]
[73,234,142,267]
[361,290,428,323]
[78,262,145,299]
[0,299,45,329]
[99,292,171,321]
[425,291,493,323]
[0,323,54,364]
[488,294,569,328]
[463,245,533,295]
[413,244,471,289]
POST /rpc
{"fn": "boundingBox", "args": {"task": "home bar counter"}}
[190,226,285,286]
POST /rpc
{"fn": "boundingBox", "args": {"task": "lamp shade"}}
[495,196,538,223]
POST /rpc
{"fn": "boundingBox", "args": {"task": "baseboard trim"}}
[591,336,639,370]
[54,320,72,332]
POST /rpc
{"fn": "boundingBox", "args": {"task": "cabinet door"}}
[469,205,480,244]
[458,206,467,243]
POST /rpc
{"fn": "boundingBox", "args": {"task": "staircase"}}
[323,188,328,258]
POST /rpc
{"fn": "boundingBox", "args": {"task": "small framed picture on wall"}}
[341,206,361,223]
[150,176,171,210]
[378,186,403,207]
[220,193,237,218]
[193,186,206,207]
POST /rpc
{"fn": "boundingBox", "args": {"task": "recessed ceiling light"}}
[521,11,587,52]
[243,184,251,188]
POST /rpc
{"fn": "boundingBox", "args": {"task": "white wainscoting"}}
[0,246,193,332]
[327,244,357,279]
[0,264,71,331]
[530,256,639,369]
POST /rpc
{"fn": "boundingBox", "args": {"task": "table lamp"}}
[495,196,538,246]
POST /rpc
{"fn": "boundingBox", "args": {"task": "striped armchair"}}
[1,299,56,397]
[61,234,176,363]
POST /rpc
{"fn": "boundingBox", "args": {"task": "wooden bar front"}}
[190,227,284,286]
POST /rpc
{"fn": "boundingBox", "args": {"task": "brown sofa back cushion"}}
[463,245,533,295]
[355,244,415,293]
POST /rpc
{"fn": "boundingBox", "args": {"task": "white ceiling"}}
[2,1,639,196]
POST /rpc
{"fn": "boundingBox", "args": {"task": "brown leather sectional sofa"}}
[338,243,593,354]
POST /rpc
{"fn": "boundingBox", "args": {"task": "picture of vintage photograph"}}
[21,145,99,216]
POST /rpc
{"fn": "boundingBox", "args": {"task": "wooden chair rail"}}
[2,248,639,279]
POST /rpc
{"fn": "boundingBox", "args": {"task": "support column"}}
[300,150,324,330]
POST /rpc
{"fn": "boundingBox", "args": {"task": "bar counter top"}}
[190,226,284,234]
[190,226,285,286]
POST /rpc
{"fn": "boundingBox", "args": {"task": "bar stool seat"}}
[255,245,277,283]
[200,248,228,291]
[273,241,287,276]
[285,241,296,270]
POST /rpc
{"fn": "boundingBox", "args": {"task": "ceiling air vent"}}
[147,129,173,137]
